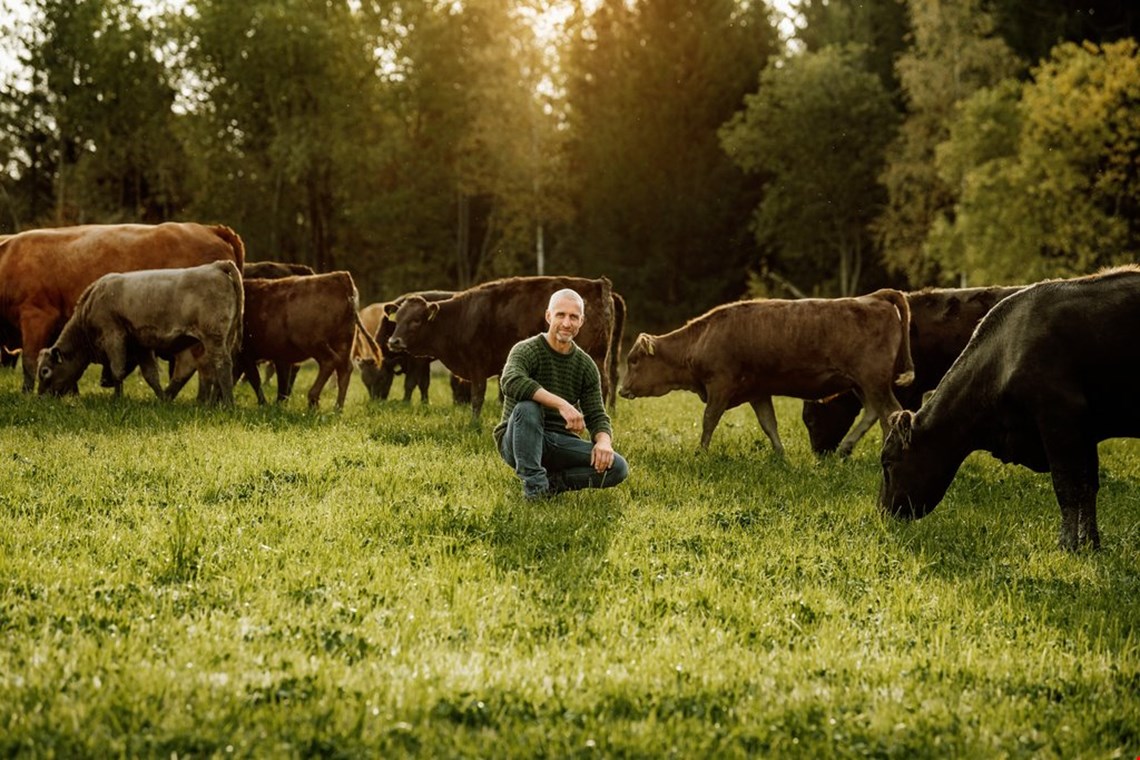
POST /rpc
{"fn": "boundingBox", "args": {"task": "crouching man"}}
[493,288,629,500]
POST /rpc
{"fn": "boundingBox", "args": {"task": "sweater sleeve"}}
[579,354,612,439]
[499,338,543,402]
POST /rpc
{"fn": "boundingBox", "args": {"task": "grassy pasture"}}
[1,363,1138,758]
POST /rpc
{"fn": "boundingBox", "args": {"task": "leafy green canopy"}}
[720,45,897,297]
[930,39,1140,284]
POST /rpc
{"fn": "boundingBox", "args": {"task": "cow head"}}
[802,392,866,456]
[619,333,683,399]
[36,346,86,396]
[879,410,954,520]
[386,296,438,357]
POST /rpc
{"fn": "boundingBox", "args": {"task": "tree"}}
[795,0,910,98]
[875,0,1022,286]
[0,0,186,230]
[929,39,1140,283]
[720,45,898,297]
[561,0,778,331]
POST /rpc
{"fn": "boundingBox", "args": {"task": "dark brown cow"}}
[35,261,243,404]
[386,276,619,423]
[358,291,450,403]
[619,291,914,455]
[243,260,316,279]
[880,268,1140,551]
[803,285,1025,454]
[0,222,245,392]
[232,272,380,409]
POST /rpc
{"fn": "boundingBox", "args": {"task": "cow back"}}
[242,272,359,362]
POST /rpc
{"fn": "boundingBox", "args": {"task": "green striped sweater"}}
[492,334,612,448]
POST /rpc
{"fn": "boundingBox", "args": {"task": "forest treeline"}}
[1,0,1138,332]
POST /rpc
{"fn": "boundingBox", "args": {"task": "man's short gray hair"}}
[547,288,585,314]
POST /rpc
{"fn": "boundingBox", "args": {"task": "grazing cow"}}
[0,222,245,392]
[243,260,316,279]
[36,261,243,404]
[386,276,620,423]
[880,268,1140,551]
[803,285,1025,454]
[359,291,456,404]
[619,291,914,455]
[230,272,380,409]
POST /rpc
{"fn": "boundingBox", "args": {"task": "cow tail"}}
[353,310,383,364]
[347,282,382,364]
[223,261,244,355]
[610,292,627,409]
[210,225,247,272]
[877,288,914,387]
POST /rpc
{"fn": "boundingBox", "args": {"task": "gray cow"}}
[36,261,244,404]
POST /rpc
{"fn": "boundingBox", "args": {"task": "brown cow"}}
[802,285,1025,454]
[244,260,316,279]
[385,276,619,423]
[619,291,915,456]
[0,222,245,392]
[231,272,380,409]
[360,290,472,404]
[35,261,244,404]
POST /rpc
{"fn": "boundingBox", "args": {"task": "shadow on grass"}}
[488,492,623,613]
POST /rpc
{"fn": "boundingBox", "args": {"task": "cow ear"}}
[638,333,655,356]
[50,347,63,364]
[427,302,439,321]
[887,410,915,449]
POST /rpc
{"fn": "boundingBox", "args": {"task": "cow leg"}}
[241,357,269,405]
[166,348,199,401]
[416,362,431,403]
[749,397,785,457]
[838,385,903,457]
[699,398,729,449]
[137,351,166,400]
[469,378,488,424]
[402,369,416,403]
[211,351,236,406]
[376,361,395,400]
[275,362,295,403]
[307,361,336,408]
[1039,413,1101,551]
[333,361,352,410]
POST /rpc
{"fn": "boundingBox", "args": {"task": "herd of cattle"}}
[2,221,1137,551]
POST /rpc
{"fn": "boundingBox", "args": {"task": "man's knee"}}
[604,452,630,487]
[510,400,544,427]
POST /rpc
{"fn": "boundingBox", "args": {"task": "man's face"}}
[546,295,584,348]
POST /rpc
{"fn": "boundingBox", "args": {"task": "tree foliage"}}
[875,0,1022,286]
[929,39,1140,283]
[561,0,777,331]
[720,45,898,296]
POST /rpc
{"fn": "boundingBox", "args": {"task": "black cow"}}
[880,267,1140,551]
[803,286,1023,454]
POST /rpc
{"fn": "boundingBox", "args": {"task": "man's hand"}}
[591,433,614,473]
[559,402,585,433]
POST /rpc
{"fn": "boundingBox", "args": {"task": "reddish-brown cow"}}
[385,276,620,423]
[234,272,380,409]
[619,291,915,456]
[0,222,245,392]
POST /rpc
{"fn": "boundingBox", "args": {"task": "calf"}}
[880,267,1140,551]
[803,285,1024,454]
[386,277,619,423]
[233,272,380,409]
[36,261,243,404]
[620,291,914,455]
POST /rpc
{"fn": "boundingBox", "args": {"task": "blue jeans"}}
[498,401,629,497]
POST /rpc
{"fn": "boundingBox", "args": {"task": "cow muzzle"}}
[387,337,405,352]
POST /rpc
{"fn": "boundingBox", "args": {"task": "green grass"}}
[1,363,1138,757]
